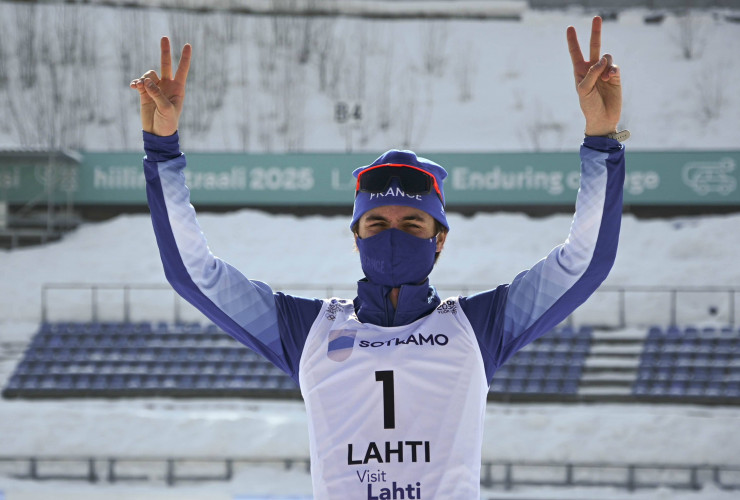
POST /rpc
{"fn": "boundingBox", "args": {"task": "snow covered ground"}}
[1,1,740,499]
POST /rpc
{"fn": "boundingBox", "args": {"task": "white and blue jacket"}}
[143,131,625,387]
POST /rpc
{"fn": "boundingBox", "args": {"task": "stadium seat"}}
[561,379,579,394]
[524,380,543,393]
[724,383,740,397]
[529,366,546,380]
[542,379,561,393]
[4,322,597,399]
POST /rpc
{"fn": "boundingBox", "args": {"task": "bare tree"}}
[521,99,566,152]
[14,2,38,88]
[276,57,307,152]
[0,4,12,136]
[396,73,434,150]
[43,4,98,149]
[322,21,369,152]
[673,9,707,60]
[323,30,346,101]
[253,14,310,152]
[375,39,395,132]
[2,3,98,149]
[236,16,251,152]
[116,8,153,150]
[695,62,725,123]
[455,40,477,102]
[421,20,448,77]
[1,3,37,143]
[312,17,337,94]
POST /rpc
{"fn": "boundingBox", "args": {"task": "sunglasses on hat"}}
[355,163,443,203]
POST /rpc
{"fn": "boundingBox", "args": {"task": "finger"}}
[174,43,192,86]
[601,62,620,82]
[143,69,160,82]
[566,25,584,67]
[599,53,614,80]
[143,78,173,111]
[161,37,172,80]
[580,56,607,92]
[589,16,602,63]
[130,79,147,93]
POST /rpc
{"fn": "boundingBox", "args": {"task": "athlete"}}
[131,16,625,499]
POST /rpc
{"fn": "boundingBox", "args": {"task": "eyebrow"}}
[363,214,428,223]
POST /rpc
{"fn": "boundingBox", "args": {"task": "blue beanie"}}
[350,149,449,230]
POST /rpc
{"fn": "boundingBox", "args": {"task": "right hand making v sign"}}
[130,37,192,138]
[567,16,623,137]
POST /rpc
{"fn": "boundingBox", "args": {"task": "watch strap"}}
[605,130,630,142]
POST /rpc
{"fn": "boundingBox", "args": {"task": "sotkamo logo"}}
[358,333,449,348]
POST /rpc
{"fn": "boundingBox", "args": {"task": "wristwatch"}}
[588,130,630,142]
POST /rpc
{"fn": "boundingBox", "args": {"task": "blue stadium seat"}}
[0,321,590,399]
[549,351,570,366]
[566,365,583,379]
[524,380,543,393]
[667,381,687,396]
[529,366,546,380]
[543,379,561,393]
[511,366,528,380]
[672,366,691,382]
[633,380,650,395]
[724,383,740,397]
[546,365,566,379]
[533,352,550,365]
[561,379,579,394]
[665,326,682,341]
[701,327,718,337]
[656,355,675,368]
[648,382,669,396]
[512,351,532,364]
[507,379,526,393]
[534,336,555,349]
[643,340,662,354]
[194,375,212,389]
[704,381,723,397]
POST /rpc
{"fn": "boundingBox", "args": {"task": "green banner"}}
[2,150,738,207]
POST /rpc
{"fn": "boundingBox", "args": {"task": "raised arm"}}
[130,39,321,381]
[461,17,625,382]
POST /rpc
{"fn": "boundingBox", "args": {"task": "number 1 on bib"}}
[375,370,395,429]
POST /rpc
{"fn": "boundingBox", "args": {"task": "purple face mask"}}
[356,228,437,287]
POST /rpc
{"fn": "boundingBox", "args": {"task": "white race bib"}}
[299,298,488,499]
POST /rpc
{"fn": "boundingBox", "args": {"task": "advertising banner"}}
[2,150,738,207]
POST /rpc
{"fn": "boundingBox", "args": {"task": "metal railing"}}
[40,282,740,328]
[479,460,740,491]
[0,455,738,491]
[597,285,738,328]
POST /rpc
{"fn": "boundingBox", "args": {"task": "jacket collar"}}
[353,278,442,327]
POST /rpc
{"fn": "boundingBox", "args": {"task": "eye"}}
[402,223,425,234]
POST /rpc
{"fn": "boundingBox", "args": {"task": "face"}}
[356,205,446,253]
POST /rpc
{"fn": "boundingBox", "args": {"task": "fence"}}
[0,455,738,491]
[40,283,740,328]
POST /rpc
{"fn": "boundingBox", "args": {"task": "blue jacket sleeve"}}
[142,131,321,383]
[461,136,625,384]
